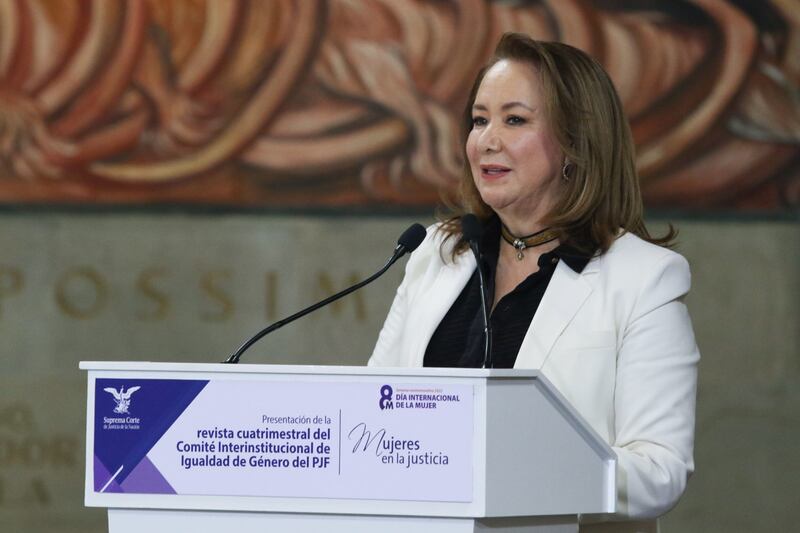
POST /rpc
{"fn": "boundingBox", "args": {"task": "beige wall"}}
[0,213,797,532]
[662,220,800,532]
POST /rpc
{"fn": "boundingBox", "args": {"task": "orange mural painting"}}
[0,0,798,210]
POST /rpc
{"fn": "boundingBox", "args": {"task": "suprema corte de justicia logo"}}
[104,386,141,414]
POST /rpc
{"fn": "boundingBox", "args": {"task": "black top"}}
[423,217,591,369]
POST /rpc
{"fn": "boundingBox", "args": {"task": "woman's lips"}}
[480,164,511,179]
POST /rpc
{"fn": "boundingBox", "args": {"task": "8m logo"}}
[379,385,393,410]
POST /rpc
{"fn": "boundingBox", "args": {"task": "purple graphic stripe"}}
[94,454,123,493]
[120,456,176,494]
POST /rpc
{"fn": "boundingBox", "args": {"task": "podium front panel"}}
[81,362,614,519]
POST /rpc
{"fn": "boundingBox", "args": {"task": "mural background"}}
[0,1,798,532]
[0,0,798,210]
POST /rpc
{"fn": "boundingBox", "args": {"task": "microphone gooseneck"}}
[224,223,426,364]
[461,214,493,368]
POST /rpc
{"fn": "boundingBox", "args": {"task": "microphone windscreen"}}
[461,214,483,243]
[397,223,427,252]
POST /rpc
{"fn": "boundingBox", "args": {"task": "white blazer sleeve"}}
[368,224,441,367]
[611,251,700,519]
[368,267,410,367]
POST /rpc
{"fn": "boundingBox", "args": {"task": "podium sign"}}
[93,377,474,502]
[82,362,615,532]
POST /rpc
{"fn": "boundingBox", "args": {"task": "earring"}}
[562,160,573,181]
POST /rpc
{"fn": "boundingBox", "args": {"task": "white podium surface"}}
[80,362,615,532]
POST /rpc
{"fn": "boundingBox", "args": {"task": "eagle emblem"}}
[104,386,141,414]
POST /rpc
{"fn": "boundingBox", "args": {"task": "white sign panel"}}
[92,378,474,503]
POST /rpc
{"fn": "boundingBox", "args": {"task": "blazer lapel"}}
[408,254,476,366]
[514,258,597,369]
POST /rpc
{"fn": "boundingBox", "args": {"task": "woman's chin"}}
[478,195,514,215]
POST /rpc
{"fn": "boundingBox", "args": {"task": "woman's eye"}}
[506,115,525,125]
[471,116,487,127]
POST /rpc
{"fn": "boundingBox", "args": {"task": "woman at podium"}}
[369,33,699,532]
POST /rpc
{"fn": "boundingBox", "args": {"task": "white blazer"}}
[369,225,699,531]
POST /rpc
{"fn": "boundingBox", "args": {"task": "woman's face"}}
[466,59,564,225]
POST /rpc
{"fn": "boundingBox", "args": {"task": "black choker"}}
[500,224,558,260]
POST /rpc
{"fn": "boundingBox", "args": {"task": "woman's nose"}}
[478,125,501,153]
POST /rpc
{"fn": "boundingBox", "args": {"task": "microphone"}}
[461,214,493,368]
[224,223,427,364]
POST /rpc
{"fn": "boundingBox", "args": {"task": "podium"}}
[80,362,615,532]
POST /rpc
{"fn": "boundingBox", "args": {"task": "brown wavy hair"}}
[440,32,674,258]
